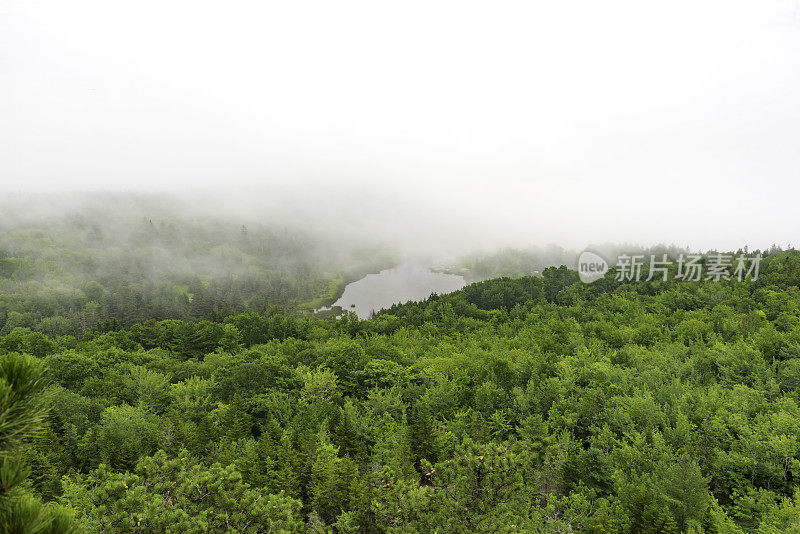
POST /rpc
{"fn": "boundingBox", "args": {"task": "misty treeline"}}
[0,194,395,338]
[447,243,788,283]
[3,247,800,532]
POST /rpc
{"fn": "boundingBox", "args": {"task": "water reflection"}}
[331,263,466,319]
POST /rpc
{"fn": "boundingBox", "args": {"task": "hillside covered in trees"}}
[3,248,800,532]
[0,194,395,337]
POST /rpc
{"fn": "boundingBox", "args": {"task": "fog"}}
[3,0,800,255]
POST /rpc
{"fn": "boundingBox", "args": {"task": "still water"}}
[332,263,466,319]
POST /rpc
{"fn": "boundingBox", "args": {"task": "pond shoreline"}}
[320,262,467,319]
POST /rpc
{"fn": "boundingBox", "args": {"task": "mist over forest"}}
[3,186,800,532]
[3,169,800,534]
[4,0,800,532]
[5,189,777,337]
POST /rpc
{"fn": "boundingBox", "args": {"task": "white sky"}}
[2,0,800,251]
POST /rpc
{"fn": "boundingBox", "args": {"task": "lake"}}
[330,263,466,319]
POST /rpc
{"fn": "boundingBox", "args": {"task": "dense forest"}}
[5,0,798,530]
[0,196,395,336]
[3,241,800,532]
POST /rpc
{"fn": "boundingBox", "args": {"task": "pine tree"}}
[408,403,438,476]
[219,392,253,442]
[0,353,75,533]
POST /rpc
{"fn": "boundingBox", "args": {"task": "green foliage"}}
[4,248,800,531]
[95,405,161,470]
[62,450,303,533]
[0,210,395,336]
[0,353,75,532]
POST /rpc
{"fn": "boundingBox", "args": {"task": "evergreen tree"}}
[0,353,74,533]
